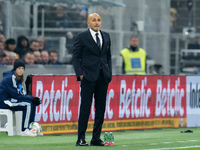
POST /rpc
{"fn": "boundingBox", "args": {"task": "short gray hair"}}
[130,35,138,40]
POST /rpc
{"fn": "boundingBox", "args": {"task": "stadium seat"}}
[0,109,22,136]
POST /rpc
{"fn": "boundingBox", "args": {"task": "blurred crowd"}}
[0,5,89,66]
[0,34,61,65]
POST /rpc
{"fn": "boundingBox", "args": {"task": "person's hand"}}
[80,75,83,80]
[32,97,41,106]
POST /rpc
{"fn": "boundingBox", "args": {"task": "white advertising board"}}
[186,76,200,127]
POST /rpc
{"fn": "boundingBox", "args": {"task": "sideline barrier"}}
[29,75,191,134]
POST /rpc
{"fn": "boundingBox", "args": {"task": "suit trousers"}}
[78,69,108,140]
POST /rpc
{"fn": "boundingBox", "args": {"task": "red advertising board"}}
[31,75,187,134]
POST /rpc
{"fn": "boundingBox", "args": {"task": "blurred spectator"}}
[53,6,76,53]
[5,38,19,59]
[78,7,88,28]
[8,52,17,65]
[41,51,49,64]
[0,33,6,43]
[120,35,147,75]
[0,52,9,65]
[54,6,75,28]
[0,41,4,51]
[71,6,88,28]
[49,50,60,65]
[37,36,46,51]
[5,39,16,52]
[33,51,42,64]
[15,35,30,58]
[1,56,10,65]
[29,40,40,52]
[23,51,35,65]
[66,31,74,54]
[1,50,17,65]
[170,8,177,33]
[0,51,6,65]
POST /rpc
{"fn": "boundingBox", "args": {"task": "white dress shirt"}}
[89,28,103,48]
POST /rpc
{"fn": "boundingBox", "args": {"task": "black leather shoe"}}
[76,139,88,146]
[90,139,104,146]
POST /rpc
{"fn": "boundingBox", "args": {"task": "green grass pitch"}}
[0,128,200,150]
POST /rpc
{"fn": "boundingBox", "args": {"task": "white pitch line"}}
[176,141,185,143]
[149,143,158,145]
[163,142,173,144]
[187,140,198,142]
[144,145,200,150]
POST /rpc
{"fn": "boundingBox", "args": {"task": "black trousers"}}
[78,70,108,140]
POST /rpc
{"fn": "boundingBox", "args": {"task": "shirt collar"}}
[89,28,101,37]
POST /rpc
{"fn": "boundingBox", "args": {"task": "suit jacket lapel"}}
[100,31,106,52]
[86,29,101,53]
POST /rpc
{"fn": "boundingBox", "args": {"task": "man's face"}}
[56,6,65,17]
[34,51,41,63]
[25,53,35,65]
[38,38,45,48]
[30,42,40,51]
[49,52,58,64]
[1,56,9,64]
[87,13,101,32]
[0,34,6,43]
[41,52,49,63]
[21,39,28,47]
[15,66,24,76]
[9,56,16,65]
[8,44,16,52]
[130,37,139,47]
[0,42,4,50]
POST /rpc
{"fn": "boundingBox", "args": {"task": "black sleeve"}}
[121,55,125,74]
[72,33,83,78]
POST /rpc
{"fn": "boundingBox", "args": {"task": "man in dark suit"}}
[72,13,112,146]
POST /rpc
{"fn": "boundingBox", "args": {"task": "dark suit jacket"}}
[72,29,112,83]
